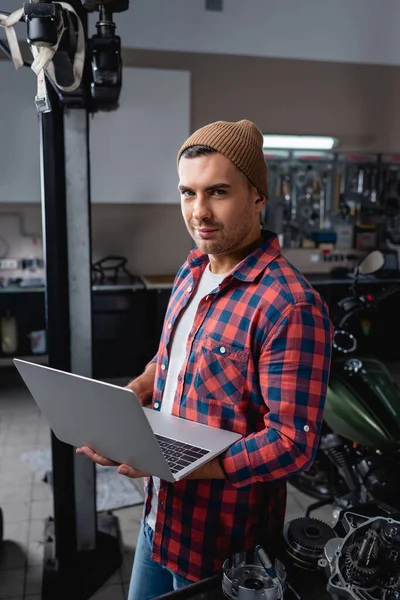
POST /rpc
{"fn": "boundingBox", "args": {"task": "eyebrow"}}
[178,183,232,192]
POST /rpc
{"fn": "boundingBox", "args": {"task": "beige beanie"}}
[178,119,268,198]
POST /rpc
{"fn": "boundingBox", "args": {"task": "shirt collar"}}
[188,230,281,283]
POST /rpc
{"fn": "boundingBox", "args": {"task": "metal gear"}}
[344,542,380,587]
[286,517,336,552]
[283,517,336,570]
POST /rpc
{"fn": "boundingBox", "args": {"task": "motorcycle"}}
[290,250,400,516]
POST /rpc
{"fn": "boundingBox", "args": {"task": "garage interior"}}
[1,1,400,599]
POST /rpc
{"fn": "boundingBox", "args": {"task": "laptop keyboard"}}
[155,434,210,474]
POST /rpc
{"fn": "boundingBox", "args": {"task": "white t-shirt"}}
[146,263,226,530]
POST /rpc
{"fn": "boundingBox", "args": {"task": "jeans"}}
[127,521,192,600]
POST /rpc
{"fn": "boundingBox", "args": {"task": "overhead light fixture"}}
[263,135,338,150]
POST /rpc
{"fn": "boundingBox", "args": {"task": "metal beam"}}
[37,3,122,596]
[64,108,97,552]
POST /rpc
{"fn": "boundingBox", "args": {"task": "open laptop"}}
[13,359,242,484]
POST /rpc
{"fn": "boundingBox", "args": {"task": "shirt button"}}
[161,364,166,371]
[304,425,310,432]
[167,323,172,330]
[154,402,160,409]
[188,286,192,293]
[220,346,226,354]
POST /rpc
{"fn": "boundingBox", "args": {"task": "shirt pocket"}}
[194,335,249,405]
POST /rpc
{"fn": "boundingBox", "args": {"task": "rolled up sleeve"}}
[221,301,333,487]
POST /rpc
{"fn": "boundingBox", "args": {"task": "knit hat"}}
[178,120,268,198]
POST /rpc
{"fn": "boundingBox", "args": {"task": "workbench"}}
[1,275,399,374]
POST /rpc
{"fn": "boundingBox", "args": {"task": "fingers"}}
[76,447,148,478]
[117,464,148,479]
[76,446,119,467]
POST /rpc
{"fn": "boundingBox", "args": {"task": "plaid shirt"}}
[144,231,333,582]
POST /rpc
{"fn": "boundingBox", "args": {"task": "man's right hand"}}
[125,362,156,407]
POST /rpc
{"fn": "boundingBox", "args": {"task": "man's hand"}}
[125,362,156,407]
[76,446,148,478]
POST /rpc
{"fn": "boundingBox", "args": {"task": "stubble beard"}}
[190,197,254,255]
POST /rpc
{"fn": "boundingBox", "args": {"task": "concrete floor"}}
[0,371,335,600]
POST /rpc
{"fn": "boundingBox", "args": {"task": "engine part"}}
[81,0,129,11]
[321,510,400,599]
[222,551,285,600]
[357,453,400,509]
[321,434,360,493]
[283,517,336,570]
[344,540,379,586]
[222,548,288,600]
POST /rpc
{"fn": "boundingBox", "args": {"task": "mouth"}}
[195,227,219,239]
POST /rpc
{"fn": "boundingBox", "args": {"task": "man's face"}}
[178,153,264,256]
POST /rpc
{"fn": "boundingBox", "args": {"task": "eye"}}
[181,189,195,197]
[213,189,226,197]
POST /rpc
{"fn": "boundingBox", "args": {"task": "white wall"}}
[90,67,190,204]
[0,61,41,203]
[2,0,400,65]
[112,0,400,65]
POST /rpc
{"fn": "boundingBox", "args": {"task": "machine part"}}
[379,549,400,591]
[283,517,336,570]
[222,553,284,600]
[255,546,280,585]
[90,3,122,109]
[322,510,400,599]
[320,435,359,494]
[381,523,400,547]
[332,332,358,354]
[24,1,63,48]
[358,530,379,563]
[344,541,379,586]
[81,0,129,10]
[344,358,363,373]
[356,452,400,509]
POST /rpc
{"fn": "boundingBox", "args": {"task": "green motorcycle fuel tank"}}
[325,358,400,448]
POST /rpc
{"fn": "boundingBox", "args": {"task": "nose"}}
[192,193,212,223]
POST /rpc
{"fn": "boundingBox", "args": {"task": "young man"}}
[77,120,333,600]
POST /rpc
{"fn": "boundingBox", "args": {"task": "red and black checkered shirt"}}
[144,232,333,581]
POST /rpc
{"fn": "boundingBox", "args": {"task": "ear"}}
[255,195,267,212]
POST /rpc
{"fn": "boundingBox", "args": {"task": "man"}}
[77,119,333,599]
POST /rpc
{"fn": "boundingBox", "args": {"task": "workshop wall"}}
[112,0,400,67]
[3,0,400,66]
[123,49,400,154]
[90,204,191,276]
[0,203,191,277]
